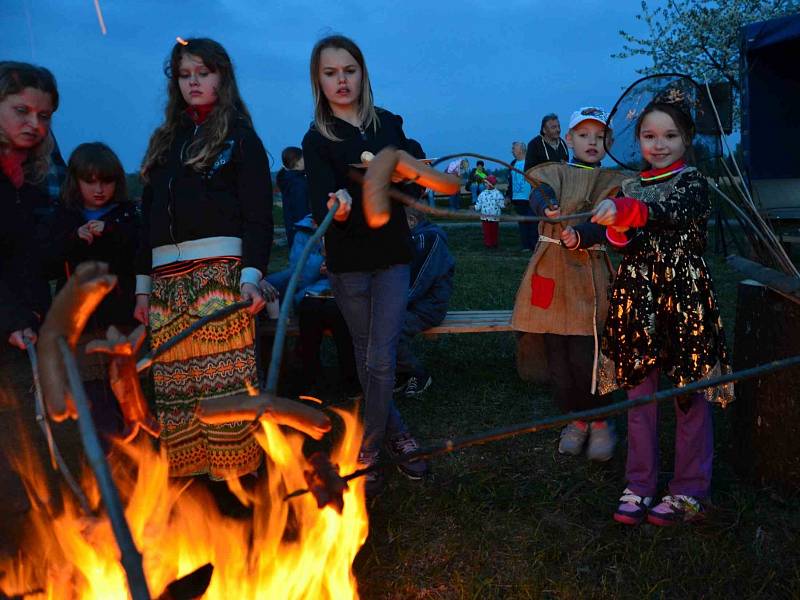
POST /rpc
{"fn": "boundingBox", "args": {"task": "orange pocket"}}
[531,274,555,309]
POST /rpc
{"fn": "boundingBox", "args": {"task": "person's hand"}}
[591,199,617,226]
[8,327,36,350]
[560,226,578,249]
[327,189,352,222]
[77,223,94,244]
[258,280,279,302]
[133,294,149,326]
[611,225,629,233]
[544,205,561,219]
[241,282,265,315]
[87,220,105,236]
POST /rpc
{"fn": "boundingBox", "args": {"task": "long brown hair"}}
[62,142,128,210]
[0,61,59,183]
[309,35,379,142]
[141,38,252,179]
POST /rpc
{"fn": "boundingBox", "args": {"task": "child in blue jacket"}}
[395,208,455,397]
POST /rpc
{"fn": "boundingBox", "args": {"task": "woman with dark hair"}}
[0,61,59,546]
[136,38,273,480]
[524,112,569,170]
[302,34,429,497]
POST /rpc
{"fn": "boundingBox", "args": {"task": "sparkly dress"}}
[602,167,733,404]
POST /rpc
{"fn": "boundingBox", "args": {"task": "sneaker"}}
[404,372,432,398]
[385,431,429,480]
[647,494,705,526]
[586,420,616,462]
[357,449,384,499]
[613,488,653,526]
[393,373,411,394]
[558,421,589,455]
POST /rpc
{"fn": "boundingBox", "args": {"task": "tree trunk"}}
[731,279,800,492]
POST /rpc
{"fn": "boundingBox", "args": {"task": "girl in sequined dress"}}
[592,101,732,527]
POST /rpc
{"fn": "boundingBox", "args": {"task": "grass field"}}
[286,224,799,600]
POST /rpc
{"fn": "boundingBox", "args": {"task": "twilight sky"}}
[2,0,653,172]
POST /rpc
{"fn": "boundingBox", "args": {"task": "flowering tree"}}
[614,0,800,126]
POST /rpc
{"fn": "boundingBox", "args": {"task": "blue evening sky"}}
[2,0,654,172]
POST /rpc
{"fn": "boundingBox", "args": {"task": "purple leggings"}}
[625,369,713,499]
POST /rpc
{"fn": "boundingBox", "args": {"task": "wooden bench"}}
[259,309,513,337]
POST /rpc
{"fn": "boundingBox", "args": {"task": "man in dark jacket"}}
[524,113,570,170]
[276,146,309,250]
[395,208,455,397]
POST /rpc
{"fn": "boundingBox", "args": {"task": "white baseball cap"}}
[568,106,609,130]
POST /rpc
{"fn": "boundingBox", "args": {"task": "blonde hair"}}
[141,38,252,179]
[0,61,58,184]
[309,35,379,142]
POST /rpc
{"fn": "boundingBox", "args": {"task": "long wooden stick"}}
[58,337,151,600]
[285,353,800,501]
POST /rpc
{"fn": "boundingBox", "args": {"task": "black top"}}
[0,172,51,339]
[302,108,413,273]
[136,114,273,276]
[48,202,140,328]
[524,135,569,171]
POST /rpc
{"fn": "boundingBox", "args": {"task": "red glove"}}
[613,197,648,228]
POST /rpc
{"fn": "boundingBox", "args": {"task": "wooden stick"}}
[58,337,151,600]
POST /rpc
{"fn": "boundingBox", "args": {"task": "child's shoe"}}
[385,431,430,480]
[404,371,432,398]
[357,449,384,500]
[646,494,705,526]
[613,488,653,526]
[558,421,589,455]
[586,420,616,462]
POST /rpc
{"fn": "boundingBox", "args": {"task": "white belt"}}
[537,235,606,252]
[152,236,242,267]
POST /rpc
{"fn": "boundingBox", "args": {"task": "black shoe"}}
[393,373,411,394]
[404,372,432,398]
[385,431,429,480]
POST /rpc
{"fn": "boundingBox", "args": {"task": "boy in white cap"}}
[511,107,626,462]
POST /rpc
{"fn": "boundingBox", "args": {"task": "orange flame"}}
[0,407,367,598]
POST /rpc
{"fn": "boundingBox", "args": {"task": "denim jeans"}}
[512,200,537,250]
[470,182,486,205]
[330,264,410,452]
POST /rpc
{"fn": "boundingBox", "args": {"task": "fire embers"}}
[304,452,348,513]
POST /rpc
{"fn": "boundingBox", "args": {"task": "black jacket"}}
[48,202,140,328]
[302,109,413,273]
[137,114,273,276]
[0,172,51,340]
[276,168,310,232]
[524,135,569,171]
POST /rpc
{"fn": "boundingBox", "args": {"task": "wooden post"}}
[730,270,800,492]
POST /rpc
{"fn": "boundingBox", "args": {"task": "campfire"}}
[0,406,367,599]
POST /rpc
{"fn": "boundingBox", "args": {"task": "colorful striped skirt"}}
[149,257,262,480]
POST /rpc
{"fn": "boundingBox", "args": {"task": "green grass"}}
[331,225,800,600]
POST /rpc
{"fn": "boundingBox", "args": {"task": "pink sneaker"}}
[646,495,705,526]
[613,488,653,526]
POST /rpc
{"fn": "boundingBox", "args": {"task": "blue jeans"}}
[470,182,486,205]
[330,264,410,452]
[512,200,537,250]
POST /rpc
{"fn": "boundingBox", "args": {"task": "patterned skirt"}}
[149,257,262,480]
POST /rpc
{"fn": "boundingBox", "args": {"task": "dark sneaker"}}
[613,488,653,526]
[404,373,432,398]
[393,373,411,394]
[357,449,384,499]
[558,421,589,455]
[385,432,429,480]
[647,494,705,526]
[586,420,616,462]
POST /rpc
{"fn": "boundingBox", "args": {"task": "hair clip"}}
[176,36,189,46]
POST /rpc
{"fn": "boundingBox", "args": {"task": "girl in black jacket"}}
[302,35,428,497]
[136,38,273,480]
[48,142,138,443]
